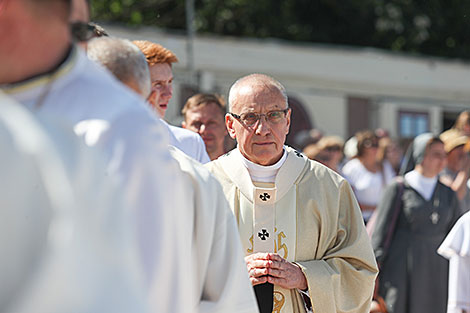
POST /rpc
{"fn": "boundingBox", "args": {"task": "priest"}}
[0,1,191,312]
[87,37,259,313]
[206,73,378,313]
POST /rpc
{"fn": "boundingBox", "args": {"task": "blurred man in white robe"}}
[0,1,192,312]
[438,211,470,313]
[87,37,259,313]
[0,92,148,313]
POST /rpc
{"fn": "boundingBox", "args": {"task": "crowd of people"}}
[300,115,470,313]
[0,0,469,313]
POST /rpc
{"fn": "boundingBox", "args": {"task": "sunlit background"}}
[91,0,470,148]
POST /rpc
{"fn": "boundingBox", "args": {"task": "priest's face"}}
[227,84,291,166]
[149,63,173,118]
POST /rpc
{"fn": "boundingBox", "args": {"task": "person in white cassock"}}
[87,36,259,313]
[438,211,470,313]
[206,74,378,313]
[0,92,148,313]
[0,1,192,312]
[133,39,210,164]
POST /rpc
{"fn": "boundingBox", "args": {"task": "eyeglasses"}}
[229,108,289,126]
[70,22,109,42]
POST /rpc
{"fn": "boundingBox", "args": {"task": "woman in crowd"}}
[342,130,395,222]
[371,133,461,313]
[303,135,344,173]
[377,137,403,175]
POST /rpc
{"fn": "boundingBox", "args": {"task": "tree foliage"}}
[91,0,470,59]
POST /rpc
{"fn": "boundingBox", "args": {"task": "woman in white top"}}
[342,130,395,222]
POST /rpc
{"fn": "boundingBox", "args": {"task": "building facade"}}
[107,25,470,145]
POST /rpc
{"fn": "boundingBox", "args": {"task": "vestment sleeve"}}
[98,113,193,313]
[296,180,378,313]
[195,133,211,164]
[198,178,259,313]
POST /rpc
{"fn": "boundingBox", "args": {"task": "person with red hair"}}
[134,40,210,163]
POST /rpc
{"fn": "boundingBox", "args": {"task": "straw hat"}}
[439,129,470,153]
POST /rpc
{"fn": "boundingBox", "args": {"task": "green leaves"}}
[91,0,470,59]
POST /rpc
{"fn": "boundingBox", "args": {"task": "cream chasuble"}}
[206,146,379,313]
[216,148,306,313]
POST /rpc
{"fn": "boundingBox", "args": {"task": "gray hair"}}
[87,37,151,98]
[228,73,288,111]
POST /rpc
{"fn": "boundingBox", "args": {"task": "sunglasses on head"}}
[70,21,96,42]
[363,140,379,148]
[70,22,108,42]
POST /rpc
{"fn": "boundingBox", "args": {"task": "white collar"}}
[404,170,438,201]
[237,148,287,183]
[216,146,307,202]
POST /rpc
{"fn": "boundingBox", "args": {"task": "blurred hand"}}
[245,252,307,290]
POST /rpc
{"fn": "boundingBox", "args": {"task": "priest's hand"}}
[245,253,308,290]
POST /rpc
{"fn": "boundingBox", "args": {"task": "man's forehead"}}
[232,83,285,110]
[237,85,254,97]
[149,63,173,81]
[188,102,223,118]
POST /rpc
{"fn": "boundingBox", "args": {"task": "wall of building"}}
[105,24,470,140]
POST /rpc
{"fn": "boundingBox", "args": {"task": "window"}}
[398,111,429,138]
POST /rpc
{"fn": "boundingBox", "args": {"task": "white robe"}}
[165,121,210,163]
[1,47,192,313]
[438,211,470,313]
[169,147,259,313]
[0,92,148,313]
[206,146,378,313]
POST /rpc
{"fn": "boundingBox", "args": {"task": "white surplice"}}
[165,121,210,163]
[1,47,192,313]
[438,211,470,313]
[0,92,149,313]
[169,147,259,313]
[206,146,378,313]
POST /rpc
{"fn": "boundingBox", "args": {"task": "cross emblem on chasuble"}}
[258,229,270,240]
[253,187,276,252]
[260,192,271,201]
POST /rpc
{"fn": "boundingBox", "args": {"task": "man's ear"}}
[285,108,292,135]
[225,114,237,139]
[181,121,187,129]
